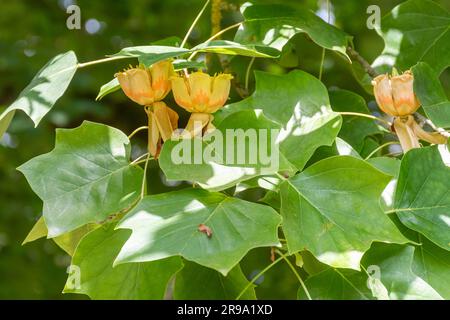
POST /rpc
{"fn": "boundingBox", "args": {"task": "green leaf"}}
[373,0,450,74]
[22,215,98,256]
[394,145,450,250]
[112,45,190,67]
[115,188,281,275]
[260,190,281,211]
[367,157,401,178]
[95,78,120,101]
[172,59,206,70]
[0,108,15,139]
[22,217,47,245]
[216,70,342,170]
[53,224,98,256]
[413,235,450,299]
[329,89,381,151]
[160,109,294,191]
[192,40,280,58]
[18,121,143,237]
[280,156,409,270]
[174,261,256,300]
[0,51,78,138]
[307,137,362,166]
[150,36,182,47]
[64,224,182,299]
[234,4,352,60]
[298,268,373,300]
[362,243,442,300]
[235,175,282,194]
[412,62,450,128]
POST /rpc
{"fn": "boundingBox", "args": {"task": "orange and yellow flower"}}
[171,71,233,113]
[372,70,420,117]
[115,60,174,106]
[171,71,232,137]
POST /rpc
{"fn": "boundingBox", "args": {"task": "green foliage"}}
[374,0,450,74]
[394,146,450,250]
[280,156,408,270]
[63,224,182,299]
[115,188,281,275]
[235,3,352,59]
[18,121,143,237]
[412,62,450,128]
[0,51,78,138]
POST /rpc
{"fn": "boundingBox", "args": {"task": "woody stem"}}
[346,46,379,79]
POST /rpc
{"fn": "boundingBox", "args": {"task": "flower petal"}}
[208,74,233,113]
[150,60,173,101]
[152,102,178,141]
[391,71,420,116]
[372,74,397,116]
[116,68,154,105]
[171,75,194,111]
[184,112,212,137]
[394,116,420,152]
[188,72,212,112]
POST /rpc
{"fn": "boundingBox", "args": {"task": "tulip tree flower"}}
[171,71,233,137]
[115,60,178,158]
[372,70,447,152]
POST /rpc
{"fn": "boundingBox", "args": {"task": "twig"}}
[235,256,283,300]
[128,126,148,139]
[180,0,211,49]
[346,46,379,79]
[276,250,312,300]
[244,57,255,92]
[338,111,392,126]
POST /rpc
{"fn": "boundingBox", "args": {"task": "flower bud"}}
[171,72,233,113]
[372,70,420,116]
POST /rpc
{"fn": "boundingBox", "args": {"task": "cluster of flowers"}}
[115,60,233,157]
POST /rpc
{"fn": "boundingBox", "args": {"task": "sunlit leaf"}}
[95,78,120,101]
[412,62,450,128]
[0,51,78,138]
[115,188,281,275]
[362,243,442,300]
[160,110,294,191]
[18,121,143,237]
[413,235,450,299]
[281,156,409,269]
[373,0,450,74]
[216,70,342,170]
[235,4,352,60]
[394,145,450,250]
[192,40,280,58]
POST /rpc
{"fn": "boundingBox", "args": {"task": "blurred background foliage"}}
[0,0,449,299]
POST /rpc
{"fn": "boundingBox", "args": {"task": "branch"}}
[346,46,379,79]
